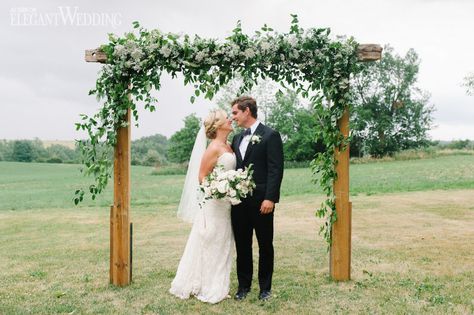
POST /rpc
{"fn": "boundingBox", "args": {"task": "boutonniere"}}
[250,135,261,145]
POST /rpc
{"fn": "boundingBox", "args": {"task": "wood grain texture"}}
[330,107,352,281]
[110,107,131,286]
[357,44,383,62]
[85,48,107,63]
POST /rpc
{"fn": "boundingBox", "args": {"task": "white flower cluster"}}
[200,164,256,206]
[113,40,146,71]
[250,135,261,145]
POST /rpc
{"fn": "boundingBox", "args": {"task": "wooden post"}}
[86,51,135,287]
[328,44,382,281]
[330,106,352,281]
[110,108,131,286]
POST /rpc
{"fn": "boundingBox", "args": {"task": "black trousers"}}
[231,194,274,291]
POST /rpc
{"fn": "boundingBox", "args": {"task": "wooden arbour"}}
[85,43,382,286]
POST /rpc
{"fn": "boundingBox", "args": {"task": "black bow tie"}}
[243,128,251,136]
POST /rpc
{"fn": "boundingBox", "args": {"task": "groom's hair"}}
[231,96,258,119]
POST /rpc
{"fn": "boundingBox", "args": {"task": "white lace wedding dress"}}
[169,152,236,304]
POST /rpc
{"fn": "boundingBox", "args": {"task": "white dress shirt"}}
[239,120,260,158]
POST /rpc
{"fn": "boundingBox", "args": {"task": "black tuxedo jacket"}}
[231,123,284,203]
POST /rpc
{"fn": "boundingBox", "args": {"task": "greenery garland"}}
[75,15,360,245]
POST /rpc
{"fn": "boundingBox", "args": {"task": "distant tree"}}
[351,45,435,157]
[267,90,322,161]
[143,149,164,166]
[131,134,168,165]
[463,73,474,95]
[31,138,48,162]
[216,80,324,162]
[167,114,201,163]
[45,144,79,163]
[447,139,473,150]
[0,140,13,161]
[12,140,36,162]
[46,157,63,163]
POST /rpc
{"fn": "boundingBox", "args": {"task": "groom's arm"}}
[264,131,284,203]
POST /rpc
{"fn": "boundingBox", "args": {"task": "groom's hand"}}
[260,200,274,214]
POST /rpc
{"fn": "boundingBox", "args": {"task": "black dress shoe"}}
[234,287,250,300]
[258,290,271,300]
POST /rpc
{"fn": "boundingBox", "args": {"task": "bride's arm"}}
[198,145,219,184]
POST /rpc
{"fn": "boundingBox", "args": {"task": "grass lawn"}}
[1,154,473,210]
[0,155,473,314]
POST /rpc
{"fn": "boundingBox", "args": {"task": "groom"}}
[230,96,284,301]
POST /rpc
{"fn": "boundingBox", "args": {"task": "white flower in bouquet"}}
[217,180,228,194]
[228,188,237,198]
[217,172,227,181]
[227,170,238,180]
[199,164,256,207]
[229,197,240,205]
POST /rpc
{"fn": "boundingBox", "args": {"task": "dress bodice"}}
[217,152,236,171]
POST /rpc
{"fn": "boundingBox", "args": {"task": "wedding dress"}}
[169,152,236,304]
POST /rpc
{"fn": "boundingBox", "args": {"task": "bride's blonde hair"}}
[204,109,227,139]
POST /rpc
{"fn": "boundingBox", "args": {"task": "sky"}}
[1,0,473,141]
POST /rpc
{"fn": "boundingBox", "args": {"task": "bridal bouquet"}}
[199,164,256,206]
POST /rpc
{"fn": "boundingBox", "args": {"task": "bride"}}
[169,109,236,304]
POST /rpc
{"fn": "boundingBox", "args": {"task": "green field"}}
[0,155,473,314]
[1,154,473,211]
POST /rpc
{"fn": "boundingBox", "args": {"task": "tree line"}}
[0,135,168,166]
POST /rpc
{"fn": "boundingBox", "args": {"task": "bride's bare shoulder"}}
[208,140,228,154]
[203,142,220,158]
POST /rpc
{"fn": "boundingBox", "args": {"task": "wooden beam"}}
[85,48,107,63]
[357,44,383,62]
[85,44,383,64]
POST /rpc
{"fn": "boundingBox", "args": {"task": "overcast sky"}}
[1,0,473,141]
